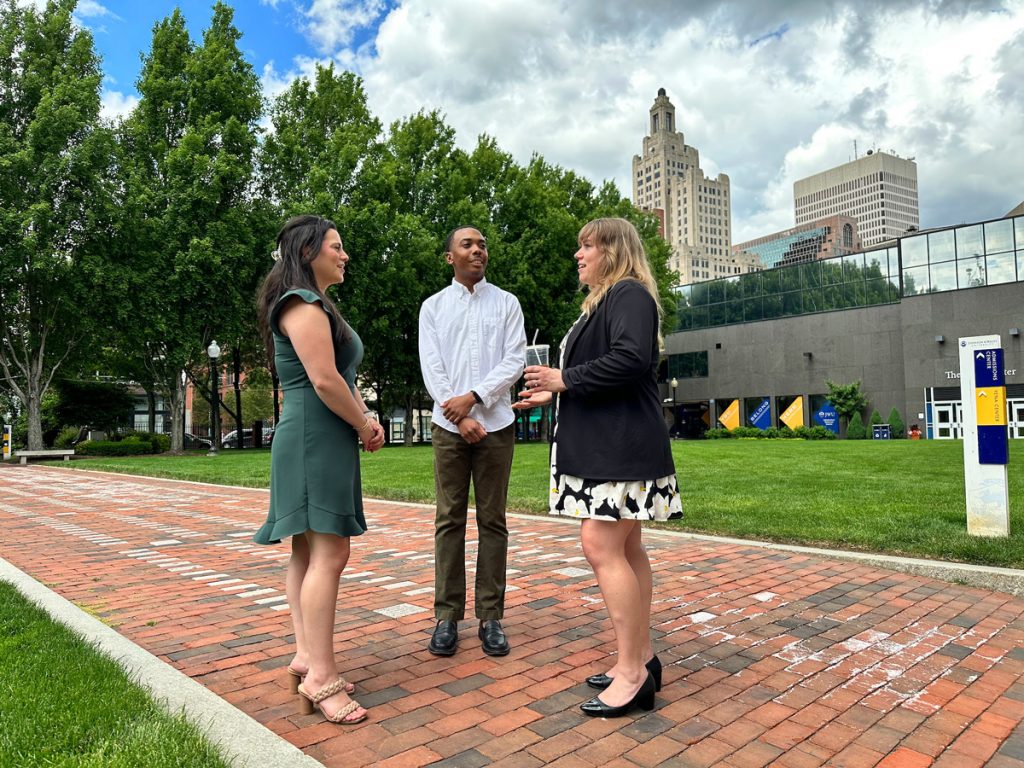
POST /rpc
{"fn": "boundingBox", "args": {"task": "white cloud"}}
[99,90,139,122]
[300,0,389,54]
[75,1,119,20]
[326,1,1024,242]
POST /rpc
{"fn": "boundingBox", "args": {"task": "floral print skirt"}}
[548,440,683,522]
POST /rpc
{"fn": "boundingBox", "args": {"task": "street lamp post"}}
[669,377,679,438]
[207,340,221,456]
[670,377,678,406]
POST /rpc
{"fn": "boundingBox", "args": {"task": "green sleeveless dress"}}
[254,289,367,544]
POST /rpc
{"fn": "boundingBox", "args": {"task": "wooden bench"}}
[13,449,75,464]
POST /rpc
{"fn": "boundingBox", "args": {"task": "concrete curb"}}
[0,556,322,768]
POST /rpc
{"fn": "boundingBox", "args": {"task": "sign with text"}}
[958,335,1009,537]
[780,397,804,430]
[814,402,839,434]
[718,399,739,430]
[749,398,771,430]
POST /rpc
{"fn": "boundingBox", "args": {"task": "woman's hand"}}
[360,420,385,452]
[523,365,566,394]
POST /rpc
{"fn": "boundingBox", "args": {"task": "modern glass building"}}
[664,214,1024,440]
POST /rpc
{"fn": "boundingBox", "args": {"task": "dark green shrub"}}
[847,412,867,439]
[793,425,811,439]
[778,426,797,439]
[732,426,763,438]
[888,408,905,438]
[808,426,837,440]
[869,409,883,432]
[151,433,171,453]
[703,428,733,439]
[763,426,779,438]
[77,439,153,457]
[54,426,81,449]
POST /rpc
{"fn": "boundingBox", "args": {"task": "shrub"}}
[77,439,154,457]
[847,412,867,439]
[808,425,837,440]
[151,433,171,453]
[54,426,81,449]
[702,428,733,439]
[763,426,780,438]
[869,408,883,429]
[888,408,905,439]
[778,426,797,439]
[732,426,763,438]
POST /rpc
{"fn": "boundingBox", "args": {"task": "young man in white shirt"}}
[418,225,526,657]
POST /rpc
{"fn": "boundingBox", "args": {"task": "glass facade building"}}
[674,216,1024,333]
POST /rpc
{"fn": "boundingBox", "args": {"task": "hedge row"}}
[76,432,171,456]
[704,425,837,440]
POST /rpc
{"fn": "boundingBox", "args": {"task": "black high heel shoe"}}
[586,655,662,692]
[580,670,656,717]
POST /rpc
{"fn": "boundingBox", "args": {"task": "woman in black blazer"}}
[515,217,681,718]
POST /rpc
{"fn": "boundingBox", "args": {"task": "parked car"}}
[184,432,213,450]
[221,427,274,448]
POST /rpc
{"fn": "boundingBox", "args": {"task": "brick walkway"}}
[1,464,1023,768]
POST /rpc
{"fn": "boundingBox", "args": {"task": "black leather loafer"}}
[479,619,510,656]
[428,619,458,656]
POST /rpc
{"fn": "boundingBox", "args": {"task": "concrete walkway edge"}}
[0,555,322,768]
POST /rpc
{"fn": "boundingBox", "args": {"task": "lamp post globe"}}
[208,340,221,456]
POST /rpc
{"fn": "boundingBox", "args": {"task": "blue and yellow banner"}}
[749,398,771,430]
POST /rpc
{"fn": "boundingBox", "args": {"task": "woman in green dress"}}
[255,215,385,725]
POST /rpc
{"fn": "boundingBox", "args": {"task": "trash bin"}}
[872,424,891,440]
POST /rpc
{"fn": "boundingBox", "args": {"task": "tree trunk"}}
[147,389,156,433]
[168,373,185,452]
[234,348,243,449]
[403,394,415,446]
[26,391,43,450]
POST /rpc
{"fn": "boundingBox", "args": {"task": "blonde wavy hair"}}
[579,218,663,337]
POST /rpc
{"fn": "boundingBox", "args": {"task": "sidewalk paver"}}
[1,464,1023,767]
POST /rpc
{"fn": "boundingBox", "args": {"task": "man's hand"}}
[442,392,477,424]
[458,417,487,444]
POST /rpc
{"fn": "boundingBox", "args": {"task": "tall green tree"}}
[117,3,265,450]
[0,0,115,449]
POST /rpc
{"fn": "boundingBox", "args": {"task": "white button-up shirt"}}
[419,278,527,434]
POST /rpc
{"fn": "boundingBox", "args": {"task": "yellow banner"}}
[719,399,740,430]
[976,387,1007,426]
[781,397,804,430]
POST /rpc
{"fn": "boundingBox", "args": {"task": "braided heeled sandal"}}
[297,678,367,724]
[287,666,355,695]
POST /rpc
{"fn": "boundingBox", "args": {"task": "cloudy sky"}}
[71,0,1024,241]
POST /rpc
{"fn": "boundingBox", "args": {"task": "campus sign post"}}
[958,334,1010,537]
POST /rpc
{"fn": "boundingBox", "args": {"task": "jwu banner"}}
[719,399,740,430]
[814,402,839,434]
[749,398,771,430]
[780,397,804,430]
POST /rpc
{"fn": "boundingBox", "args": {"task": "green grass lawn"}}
[56,440,1024,568]
[0,581,228,768]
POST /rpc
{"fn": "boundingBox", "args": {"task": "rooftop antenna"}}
[853,139,858,159]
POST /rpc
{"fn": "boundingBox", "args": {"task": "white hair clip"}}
[271,248,281,262]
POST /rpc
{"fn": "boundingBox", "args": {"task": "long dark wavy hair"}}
[256,215,349,372]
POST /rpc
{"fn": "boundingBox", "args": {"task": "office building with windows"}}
[794,150,919,246]
[665,213,1024,440]
[733,215,862,269]
[632,89,758,284]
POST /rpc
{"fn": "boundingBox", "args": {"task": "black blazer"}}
[555,280,675,481]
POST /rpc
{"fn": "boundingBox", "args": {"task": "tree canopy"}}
[1,2,676,448]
